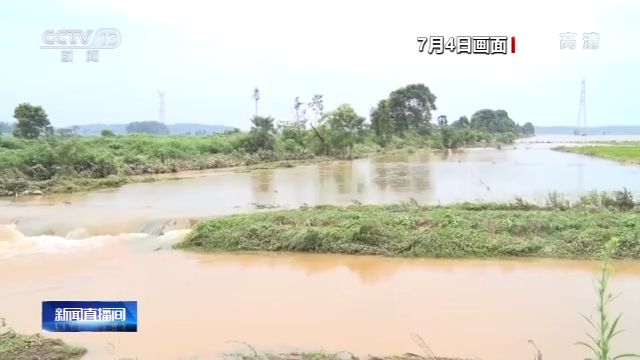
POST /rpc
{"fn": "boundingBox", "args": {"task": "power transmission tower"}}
[158,90,166,123]
[576,79,587,136]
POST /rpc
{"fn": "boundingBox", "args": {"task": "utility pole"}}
[576,79,587,136]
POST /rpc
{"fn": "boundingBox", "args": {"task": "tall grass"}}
[577,238,640,360]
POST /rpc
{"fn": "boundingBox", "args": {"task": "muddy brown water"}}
[1,135,640,359]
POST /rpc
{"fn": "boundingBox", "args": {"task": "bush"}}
[495,132,516,144]
[281,138,303,153]
[0,137,25,150]
[614,187,635,210]
[546,191,571,210]
[1,178,29,193]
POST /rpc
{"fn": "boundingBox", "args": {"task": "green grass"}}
[555,145,640,164]
[176,200,640,259]
[0,329,86,360]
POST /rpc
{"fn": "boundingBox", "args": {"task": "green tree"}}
[12,103,52,139]
[248,115,276,151]
[324,104,365,157]
[494,110,518,133]
[279,121,307,151]
[306,94,328,154]
[281,96,310,151]
[521,122,535,136]
[470,109,497,131]
[101,129,115,137]
[470,109,518,134]
[125,121,170,135]
[440,126,453,148]
[387,84,437,135]
[452,115,469,128]
[370,99,393,146]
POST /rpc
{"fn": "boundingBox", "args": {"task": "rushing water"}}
[1,135,640,359]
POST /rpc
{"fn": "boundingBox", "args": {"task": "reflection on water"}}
[373,160,431,194]
[1,243,639,360]
[252,170,274,194]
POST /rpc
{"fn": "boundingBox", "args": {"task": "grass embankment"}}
[555,145,640,164]
[0,329,86,360]
[178,193,640,259]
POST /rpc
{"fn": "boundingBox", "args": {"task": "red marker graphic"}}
[511,36,516,53]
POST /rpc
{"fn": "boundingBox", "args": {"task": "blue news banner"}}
[42,301,137,332]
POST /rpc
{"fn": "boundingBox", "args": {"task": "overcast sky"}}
[0,0,638,130]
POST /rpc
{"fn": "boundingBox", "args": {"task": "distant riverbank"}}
[554,144,640,164]
[177,194,640,259]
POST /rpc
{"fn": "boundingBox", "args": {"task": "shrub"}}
[613,187,635,210]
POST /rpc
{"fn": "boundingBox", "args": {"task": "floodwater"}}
[1,135,640,359]
[2,136,640,236]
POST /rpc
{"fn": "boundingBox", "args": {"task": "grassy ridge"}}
[555,145,640,163]
[177,200,640,259]
[0,329,86,360]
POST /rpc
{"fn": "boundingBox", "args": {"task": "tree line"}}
[2,83,535,157]
[246,84,535,156]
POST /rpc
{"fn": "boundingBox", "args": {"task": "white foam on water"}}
[0,224,149,259]
[158,229,192,241]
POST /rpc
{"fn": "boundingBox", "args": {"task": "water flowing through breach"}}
[0,221,193,259]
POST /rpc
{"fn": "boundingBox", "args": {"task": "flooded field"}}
[1,135,640,359]
[2,137,639,237]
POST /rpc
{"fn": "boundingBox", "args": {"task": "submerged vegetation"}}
[555,145,640,164]
[177,191,640,259]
